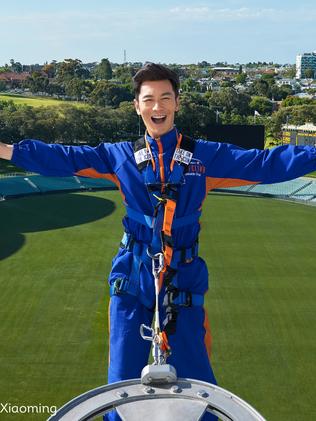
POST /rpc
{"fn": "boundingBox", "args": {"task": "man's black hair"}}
[133,63,180,99]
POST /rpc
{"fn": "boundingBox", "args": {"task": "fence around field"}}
[0,173,316,205]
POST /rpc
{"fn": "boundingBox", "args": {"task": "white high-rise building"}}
[296,52,316,79]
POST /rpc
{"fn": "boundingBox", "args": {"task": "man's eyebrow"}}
[142,94,154,100]
[141,92,173,100]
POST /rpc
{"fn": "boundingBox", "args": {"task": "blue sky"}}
[1,0,315,65]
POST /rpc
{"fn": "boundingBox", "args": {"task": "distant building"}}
[0,72,29,82]
[196,78,220,91]
[276,78,300,90]
[212,67,239,76]
[282,122,316,146]
[296,52,316,79]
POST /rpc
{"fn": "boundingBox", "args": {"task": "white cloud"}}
[1,6,316,30]
[168,5,316,22]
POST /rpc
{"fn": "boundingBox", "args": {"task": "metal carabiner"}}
[140,324,154,341]
[146,249,164,276]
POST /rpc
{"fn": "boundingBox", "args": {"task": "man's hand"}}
[0,142,13,160]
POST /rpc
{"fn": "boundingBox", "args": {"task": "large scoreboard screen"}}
[205,125,265,150]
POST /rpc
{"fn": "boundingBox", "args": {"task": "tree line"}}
[1,58,316,145]
[1,93,315,145]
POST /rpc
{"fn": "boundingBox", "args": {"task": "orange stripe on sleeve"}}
[206,176,259,191]
[75,168,118,184]
[75,168,126,202]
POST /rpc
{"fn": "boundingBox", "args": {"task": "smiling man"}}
[134,78,179,138]
[1,63,316,421]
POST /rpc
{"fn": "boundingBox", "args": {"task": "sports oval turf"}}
[0,190,315,421]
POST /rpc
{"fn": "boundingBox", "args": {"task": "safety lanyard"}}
[134,131,195,357]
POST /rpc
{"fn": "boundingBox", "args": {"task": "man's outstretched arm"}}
[0,138,123,179]
[202,141,316,189]
[0,142,13,161]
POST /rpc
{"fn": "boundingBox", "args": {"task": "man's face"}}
[134,79,179,139]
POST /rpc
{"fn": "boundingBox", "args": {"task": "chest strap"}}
[125,206,201,229]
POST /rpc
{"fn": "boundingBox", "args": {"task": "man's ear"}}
[175,96,180,112]
[134,99,141,115]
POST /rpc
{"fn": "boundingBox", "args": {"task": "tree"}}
[304,68,315,79]
[64,79,93,101]
[198,61,210,67]
[114,65,136,85]
[0,80,7,92]
[46,82,65,97]
[261,74,276,85]
[181,78,199,92]
[283,66,296,79]
[270,105,316,137]
[42,62,57,78]
[248,79,270,97]
[94,58,113,80]
[56,59,90,82]
[10,59,23,73]
[250,96,273,115]
[207,88,251,116]
[89,81,133,107]
[270,84,293,101]
[0,64,10,73]
[112,101,139,140]
[281,96,314,107]
[24,72,49,94]
[220,80,234,88]
[235,73,247,85]
[175,92,215,137]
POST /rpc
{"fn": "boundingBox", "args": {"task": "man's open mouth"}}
[151,115,167,124]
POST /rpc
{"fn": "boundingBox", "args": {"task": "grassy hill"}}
[0,93,87,108]
[0,190,315,420]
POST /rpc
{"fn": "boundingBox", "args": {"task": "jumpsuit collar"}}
[145,127,178,153]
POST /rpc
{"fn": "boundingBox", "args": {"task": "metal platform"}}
[47,378,266,421]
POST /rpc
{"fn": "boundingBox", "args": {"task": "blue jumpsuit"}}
[11,127,316,420]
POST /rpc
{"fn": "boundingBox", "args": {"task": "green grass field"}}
[0,93,86,108]
[0,190,315,420]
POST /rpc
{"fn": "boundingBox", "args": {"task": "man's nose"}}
[152,101,162,111]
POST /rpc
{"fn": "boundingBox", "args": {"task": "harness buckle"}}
[120,232,135,251]
[165,290,193,307]
[113,277,128,295]
[182,291,192,307]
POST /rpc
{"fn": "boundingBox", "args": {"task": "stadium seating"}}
[0,174,315,205]
[218,177,316,204]
[0,174,115,199]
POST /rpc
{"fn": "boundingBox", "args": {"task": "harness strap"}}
[111,233,203,312]
[110,274,204,308]
[120,232,199,266]
[132,132,199,343]
[125,206,201,229]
